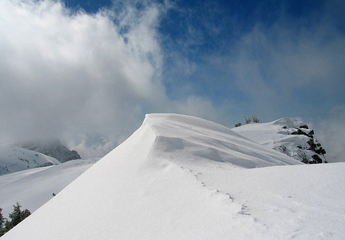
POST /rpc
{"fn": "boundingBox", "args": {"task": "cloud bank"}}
[0,0,227,157]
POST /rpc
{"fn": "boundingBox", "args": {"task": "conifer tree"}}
[0,202,31,236]
[9,202,22,227]
[0,208,4,228]
[20,209,31,220]
[0,207,5,236]
[4,219,13,233]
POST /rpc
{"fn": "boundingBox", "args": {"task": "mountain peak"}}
[19,139,81,163]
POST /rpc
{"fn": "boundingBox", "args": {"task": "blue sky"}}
[0,0,344,161]
[63,0,343,121]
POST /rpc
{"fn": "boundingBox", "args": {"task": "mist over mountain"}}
[19,139,81,163]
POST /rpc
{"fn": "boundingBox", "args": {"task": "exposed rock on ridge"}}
[232,117,328,164]
[276,120,327,164]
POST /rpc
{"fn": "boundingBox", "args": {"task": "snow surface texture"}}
[0,158,99,217]
[0,145,60,175]
[232,118,327,164]
[3,114,344,240]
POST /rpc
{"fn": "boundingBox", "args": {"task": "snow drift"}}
[2,114,344,240]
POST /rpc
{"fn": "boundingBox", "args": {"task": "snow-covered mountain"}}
[0,145,60,175]
[19,139,81,163]
[232,117,327,164]
[0,139,82,176]
[3,114,344,240]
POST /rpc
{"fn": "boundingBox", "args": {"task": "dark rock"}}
[312,154,323,163]
[291,128,314,138]
[307,139,317,150]
[299,125,309,129]
[301,158,309,164]
[315,148,326,155]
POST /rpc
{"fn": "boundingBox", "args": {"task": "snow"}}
[0,145,60,175]
[0,158,99,217]
[232,118,327,163]
[2,114,344,239]
[232,118,304,148]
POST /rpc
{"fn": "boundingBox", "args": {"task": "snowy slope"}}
[0,145,60,175]
[0,158,99,217]
[232,118,327,163]
[2,114,344,240]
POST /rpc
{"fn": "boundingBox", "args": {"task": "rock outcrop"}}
[232,117,328,164]
[276,120,327,164]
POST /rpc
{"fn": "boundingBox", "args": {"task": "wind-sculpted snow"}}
[147,114,301,169]
[3,114,344,240]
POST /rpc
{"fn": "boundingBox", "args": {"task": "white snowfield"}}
[0,158,99,216]
[3,114,345,240]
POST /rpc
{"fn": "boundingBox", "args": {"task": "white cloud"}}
[0,0,165,155]
[0,0,229,158]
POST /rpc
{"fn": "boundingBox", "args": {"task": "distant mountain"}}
[0,145,60,176]
[19,139,81,163]
[232,117,327,164]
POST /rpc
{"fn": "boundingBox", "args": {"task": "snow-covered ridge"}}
[7,114,340,240]
[232,117,327,164]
